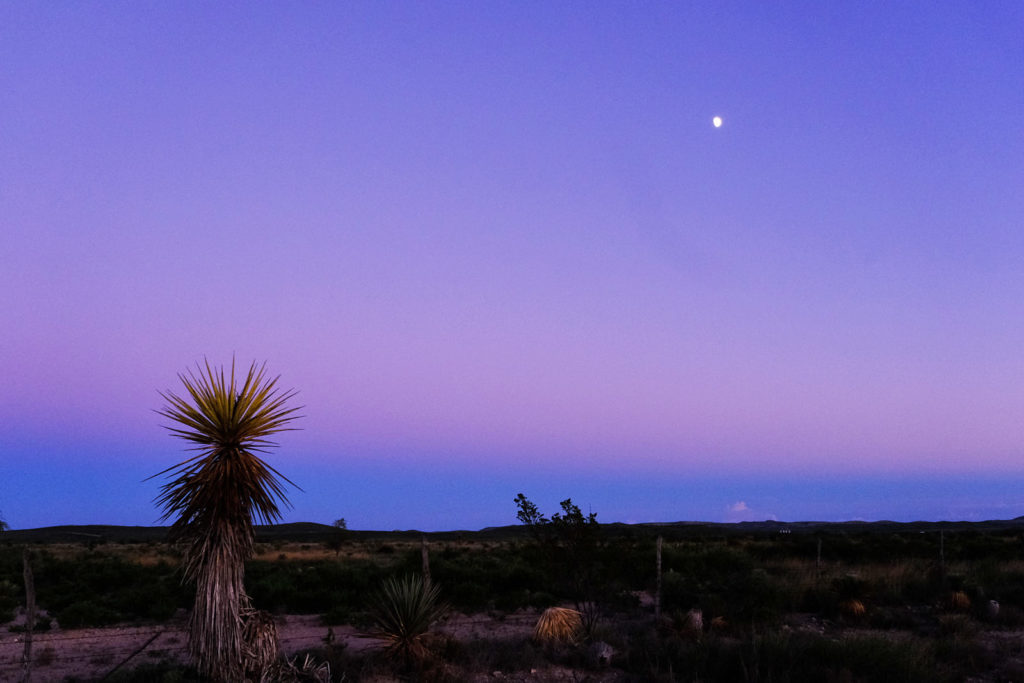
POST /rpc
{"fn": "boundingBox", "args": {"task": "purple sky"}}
[3,3,1024,530]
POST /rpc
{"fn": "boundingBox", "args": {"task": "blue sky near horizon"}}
[3,2,1024,531]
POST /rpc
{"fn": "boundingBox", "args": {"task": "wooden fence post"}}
[21,550,35,683]
[655,536,663,620]
[939,529,946,584]
[421,535,431,587]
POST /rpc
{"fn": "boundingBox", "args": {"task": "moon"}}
[712,116,723,128]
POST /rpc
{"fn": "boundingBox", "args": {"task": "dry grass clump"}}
[533,607,582,645]
[252,544,337,562]
[840,599,866,618]
[242,608,280,677]
[682,608,703,633]
[947,591,971,612]
[259,653,331,683]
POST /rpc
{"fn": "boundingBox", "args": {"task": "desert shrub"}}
[16,553,189,627]
[601,538,657,588]
[417,547,550,613]
[247,557,383,616]
[859,560,924,606]
[938,613,977,637]
[832,573,869,600]
[992,575,1024,609]
[97,661,201,682]
[618,625,742,680]
[956,530,1015,561]
[934,615,988,672]
[660,546,783,623]
[792,633,950,682]
[742,568,784,621]
[800,584,837,614]
[514,495,611,613]
[619,628,955,682]
[898,565,944,604]
[33,645,56,667]
[449,637,545,673]
[439,545,462,561]
[867,605,927,631]
[967,560,1024,610]
[247,570,298,612]
[59,600,123,628]
[661,570,700,612]
[0,578,19,622]
[443,579,489,611]
[9,615,53,632]
[992,604,1024,628]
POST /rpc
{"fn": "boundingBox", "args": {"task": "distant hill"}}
[0,525,170,544]
[0,523,339,545]
[4,517,1024,545]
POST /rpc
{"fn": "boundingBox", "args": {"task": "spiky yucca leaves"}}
[367,574,449,664]
[260,654,331,683]
[154,359,300,682]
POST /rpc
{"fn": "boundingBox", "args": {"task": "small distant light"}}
[712,116,723,128]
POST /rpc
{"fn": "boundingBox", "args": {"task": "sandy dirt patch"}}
[0,610,549,681]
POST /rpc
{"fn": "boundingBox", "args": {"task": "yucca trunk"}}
[188,517,252,680]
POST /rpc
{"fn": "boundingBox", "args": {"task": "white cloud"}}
[724,500,777,522]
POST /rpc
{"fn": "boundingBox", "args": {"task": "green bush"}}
[0,552,191,628]
[246,557,383,616]
[620,628,956,682]
[95,661,200,683]
[0,579,19,622]
[660,546,783,623]
[59,600,123,629]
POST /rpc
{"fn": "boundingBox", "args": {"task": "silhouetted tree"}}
[515,494,604,632]
[329,518,349,557]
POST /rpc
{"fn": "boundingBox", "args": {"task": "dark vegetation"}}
[6,518,1024,680]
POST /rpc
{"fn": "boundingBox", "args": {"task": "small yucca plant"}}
[367,574,448,663]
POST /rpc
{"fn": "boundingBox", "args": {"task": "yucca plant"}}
[367,574,449,664]
[153,359,301,681]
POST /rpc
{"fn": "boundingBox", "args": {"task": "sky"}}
[3,2,1024,531]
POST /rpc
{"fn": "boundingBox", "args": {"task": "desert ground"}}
[1,608,624,682]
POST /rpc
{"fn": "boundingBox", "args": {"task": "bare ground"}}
[6,609,1024,682]
[0,609,607,682]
